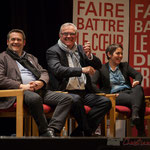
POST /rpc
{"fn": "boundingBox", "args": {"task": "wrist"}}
[19,84,23,89]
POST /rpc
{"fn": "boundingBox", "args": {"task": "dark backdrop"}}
[0,0,73,136]
[0,0,73,68]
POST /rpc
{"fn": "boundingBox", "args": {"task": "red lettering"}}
[109,20,115,31]
[109,34,116,44]
[102,53,107,64]
[104,3,113,17]
[77,17,84,29]
[117,35,123,44]
[117,20,124,32]
[99,34,108,51]
[116,4,124,17]
[93,18,100,30]
[101,19,108,31]
[82,33,88,45]
[85,2,97,16]
[76,32,79,44]
[85,18,94,30]
[78,1,85,15]
[76,1,125,18]
[92,33,98,51]
[99,2,102,16]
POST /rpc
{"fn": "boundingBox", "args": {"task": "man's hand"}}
[19,84,34,91]
[29,81,44,91]
[82,66,95,75]
[20,80,44,91]
[83,42,92,59]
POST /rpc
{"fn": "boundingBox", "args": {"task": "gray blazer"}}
[0,51,49,109]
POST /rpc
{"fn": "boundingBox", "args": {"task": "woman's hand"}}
[132,81,140,88]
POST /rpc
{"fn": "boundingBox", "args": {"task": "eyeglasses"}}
[61,32,76,36]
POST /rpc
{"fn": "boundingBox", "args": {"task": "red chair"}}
[0,89,31,137]
[32,104,53,136]
[31,104,92,136]
[32,92,107,137]
[106,94,150,137]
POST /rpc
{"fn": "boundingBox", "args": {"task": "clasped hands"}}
[20,80,44,91]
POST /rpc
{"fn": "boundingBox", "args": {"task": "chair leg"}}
[24,115,32,136]
[126,119,132,137]
[16,117,23,137]
[60,118,68,136]
[32,117,39,136]
[147,119,150,137]
[106,94,116,137]
[16,91,24,137]
[101,115,107,136]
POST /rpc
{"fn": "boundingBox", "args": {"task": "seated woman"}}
[91,43,145,137]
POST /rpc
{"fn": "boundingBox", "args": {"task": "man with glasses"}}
[46,23,111,136]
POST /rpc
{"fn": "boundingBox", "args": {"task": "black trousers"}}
[24,90,73,134]
[68,91,112,133]
[116,85,145,131]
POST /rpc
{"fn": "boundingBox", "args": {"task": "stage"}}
[0,136,150,150]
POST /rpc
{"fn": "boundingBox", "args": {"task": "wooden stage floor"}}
[0,136,150,150]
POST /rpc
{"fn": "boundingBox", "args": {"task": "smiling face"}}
[108,47,123,66]
[59,25,77,49]
[7,32,26,56]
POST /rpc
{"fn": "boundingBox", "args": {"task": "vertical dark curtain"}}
[0,0,73,68]
[0,0,73,136]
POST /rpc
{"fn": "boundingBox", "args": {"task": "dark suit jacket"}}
[0,51,49,109]
[46,43,102,92]
[91,62,143,94]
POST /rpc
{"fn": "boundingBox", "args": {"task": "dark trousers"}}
[24,90,73,134]
[68,91,112,132]
[116,85,145,131]
[43,90,73,131]
[23,90,48,135]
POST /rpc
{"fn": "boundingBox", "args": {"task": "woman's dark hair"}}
[105,43,123,60]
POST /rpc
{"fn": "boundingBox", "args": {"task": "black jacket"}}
[46,43,102,92]
[91,62,143,94]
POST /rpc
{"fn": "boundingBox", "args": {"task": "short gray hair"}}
[59,23,77,34]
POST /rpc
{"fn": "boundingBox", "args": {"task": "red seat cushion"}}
[42,104,52,113]
[0,102,16,112]
[84,105,91,114]
[116,106,150,116]
[115,105,131,117]
[43,104,91,114]
[145,107,150,116]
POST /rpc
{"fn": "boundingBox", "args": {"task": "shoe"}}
[40,129,55,137]
[132,107,140,126]
[132,115,140,125]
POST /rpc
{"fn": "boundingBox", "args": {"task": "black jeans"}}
[68,90,112,133]
[116,85,145,132]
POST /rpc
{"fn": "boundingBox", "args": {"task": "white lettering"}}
[134,54,145,66]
